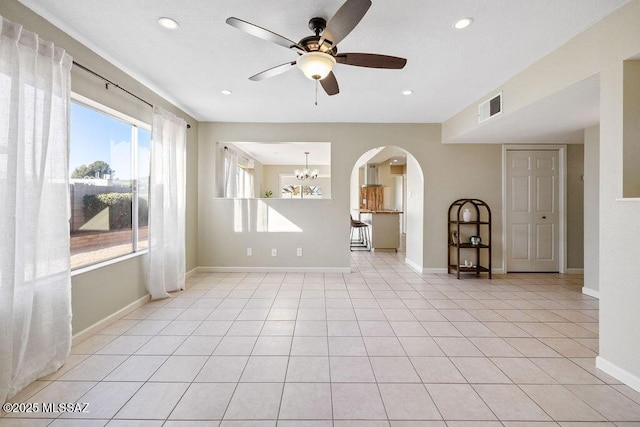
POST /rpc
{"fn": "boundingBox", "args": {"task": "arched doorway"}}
[349,146,425,271]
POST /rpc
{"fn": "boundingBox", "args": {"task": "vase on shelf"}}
[462,208,472,222]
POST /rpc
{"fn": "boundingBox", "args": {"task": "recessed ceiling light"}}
[402,90,413,96]
[158,17,179,29]
[453,17,473,30]
[221,89,232,95]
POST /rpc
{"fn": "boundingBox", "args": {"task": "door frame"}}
[501,144,567,273]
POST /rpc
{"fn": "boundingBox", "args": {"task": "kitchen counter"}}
[359,211,401,251]
[359,210,403,214]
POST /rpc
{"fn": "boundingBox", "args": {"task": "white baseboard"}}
[582,287,600,299]
[71,294,150,347]
[596,356,640,393]
[197,266,351,274]
[566,268,585,274]
[422,268,448,274]
[420,266,502,275]
[185,267,198,279]
[404,258,424,274]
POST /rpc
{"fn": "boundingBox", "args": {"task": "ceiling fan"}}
[226,0,407,96]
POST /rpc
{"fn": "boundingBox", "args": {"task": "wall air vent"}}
[478,91,502,124]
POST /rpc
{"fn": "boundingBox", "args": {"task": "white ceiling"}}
[230,142,331,165]
[19,0,628,126]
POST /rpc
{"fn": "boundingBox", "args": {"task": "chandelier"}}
[295,152,318,181]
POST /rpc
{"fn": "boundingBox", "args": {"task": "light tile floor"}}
[3,249,640,426]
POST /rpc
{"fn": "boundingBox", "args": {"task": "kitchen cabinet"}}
[360,186,384,211]
[360,210,401,251]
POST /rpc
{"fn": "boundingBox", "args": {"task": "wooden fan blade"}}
[320,71,339,96]
[249,61,297,81]
[226,17,304,52]
[320,0,371,47]
[336,53,407,69]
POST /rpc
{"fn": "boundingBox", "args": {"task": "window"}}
[281,184,323,199]
[69,96,150,270]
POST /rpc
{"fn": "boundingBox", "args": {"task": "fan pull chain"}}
[315,79,318,106]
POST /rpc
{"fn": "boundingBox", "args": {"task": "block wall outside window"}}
[69,98,150,270]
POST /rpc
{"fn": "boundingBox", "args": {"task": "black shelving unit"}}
[448,198,492,279]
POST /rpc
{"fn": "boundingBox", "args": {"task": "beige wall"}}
[623,60,640,197]
[583,126,600,293]
[198,122,504,272]
[567,144,585,270]
[0,0,199,334]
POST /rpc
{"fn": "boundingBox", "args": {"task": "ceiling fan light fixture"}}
[297,52,336,80]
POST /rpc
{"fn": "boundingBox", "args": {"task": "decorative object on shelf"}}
[295,152,318,181]
[451,231,458,245]
[264,190,273,198]
[448,198,492,279]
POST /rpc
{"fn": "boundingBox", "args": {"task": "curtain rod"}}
[223,145,251,163]
[72,61,191,129]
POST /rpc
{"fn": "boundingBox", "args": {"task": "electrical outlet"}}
[271,248,277,257]
[297,248,303,257]
[246,248,252,256]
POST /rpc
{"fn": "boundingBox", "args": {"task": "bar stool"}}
[350,215,370,251]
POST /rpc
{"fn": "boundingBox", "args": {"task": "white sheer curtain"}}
[0,16,73,402]
[223,147,238,198]
[148,106,187,300]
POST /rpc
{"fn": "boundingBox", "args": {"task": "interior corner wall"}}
[623,60,640,197]
[0,0,199,334]
[583,126,600,294]
[566,144,584,270]
[598,62,640,390]
[405,155,423,270]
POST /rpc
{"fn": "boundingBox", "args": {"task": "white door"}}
[506,150,559,272]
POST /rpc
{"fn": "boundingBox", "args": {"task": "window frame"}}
[69,93,151,272]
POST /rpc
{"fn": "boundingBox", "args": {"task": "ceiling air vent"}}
[478,91,502,124]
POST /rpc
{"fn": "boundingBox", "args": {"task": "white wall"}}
[405,155,423,270]
[567,144,585,270]
[583,126,600,295]
[597,62,640,390]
